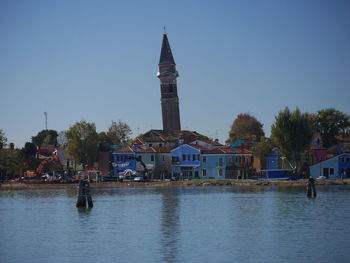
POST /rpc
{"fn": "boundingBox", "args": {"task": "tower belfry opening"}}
[157,33,181,131]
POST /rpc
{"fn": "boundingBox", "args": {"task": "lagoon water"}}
[1,185,350,263]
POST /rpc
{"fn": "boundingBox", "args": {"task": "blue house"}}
[309,153,350,179]
[112,146,137,176]
[171,144,234,180]
[171,144,201,179]
[201,148,233,179]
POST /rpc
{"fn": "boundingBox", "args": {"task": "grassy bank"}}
[0,179,349,191]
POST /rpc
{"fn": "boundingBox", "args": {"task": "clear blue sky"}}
[1,0,349,147]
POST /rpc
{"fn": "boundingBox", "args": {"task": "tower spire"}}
[159,32,175,65]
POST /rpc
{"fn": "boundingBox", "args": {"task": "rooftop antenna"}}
[163,25,167,34]
[44,112,48,130]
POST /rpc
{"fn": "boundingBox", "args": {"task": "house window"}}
[187,154,191,161]
[219,158,223,166]
[151,155,154,162]
[341,157,344,162]
[149,144,153,147]
[330,168,334,175]
[172,156,179,162]
[139,156,142,161]
[203,156,207,163]
[347,157,350,162]
[159,144,163,147]
[183,154,187,161]
[219,169,223,176]
[202,169,207,177]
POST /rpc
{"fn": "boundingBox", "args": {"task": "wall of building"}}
[310,154,350,179]
[201,154,227,179]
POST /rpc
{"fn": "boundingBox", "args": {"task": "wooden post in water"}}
[76,180,93,208]
[306,176,317,198]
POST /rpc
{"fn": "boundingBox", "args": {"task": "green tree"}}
[20,142,38,170]
[271,107,313,171]
[32,130,58,146]
[253,141,273,170]
[227,113,264,142]
[311,108,350,148]
[0,130,7,149]
[107,120,132,144]
[0,148,21,180]
[65,120,99,168]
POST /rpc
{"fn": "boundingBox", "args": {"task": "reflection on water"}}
[1,185,350,263]
[160,188,180,263]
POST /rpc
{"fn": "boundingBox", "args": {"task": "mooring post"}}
[76,179,93,208]
[306,176,317,198]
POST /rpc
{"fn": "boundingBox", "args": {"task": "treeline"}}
[0,108,349,179]
[227,107,350,171]
[0,120,132,180]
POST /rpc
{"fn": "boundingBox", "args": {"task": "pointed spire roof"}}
[159,33,175,65]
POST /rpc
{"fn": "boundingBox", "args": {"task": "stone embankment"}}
[0,179,348,191]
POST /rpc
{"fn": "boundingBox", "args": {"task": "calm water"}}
[1,185,350,263]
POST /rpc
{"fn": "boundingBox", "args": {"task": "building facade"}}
[309,153,350,179]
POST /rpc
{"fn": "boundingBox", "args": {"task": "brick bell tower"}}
[157,32,181,131]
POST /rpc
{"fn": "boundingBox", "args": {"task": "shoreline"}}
[0,179,348,191]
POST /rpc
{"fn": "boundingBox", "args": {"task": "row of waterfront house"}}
[35,129,349,181]
[112,130,254,180]
[110,129,350,180]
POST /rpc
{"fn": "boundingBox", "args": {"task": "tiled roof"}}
[202,147,233,154]
[115,146,174,154]
[155,147,173,153]
[138,147,157,153]
[191,139,223,147]
[188,143,209,151]
[142,129,208,143]
[133,138,145,146]
[233,148,252,154]
[114,146,134,153]
[143,136,172,142]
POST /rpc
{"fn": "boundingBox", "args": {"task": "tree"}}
[253,141,273,170]
[20,142,38,171]
[271,107,313,170]
[57,131,67,147]
[227,113,264,142]
[65,120,99,168]
[0,148,21,180]
[0,130,7,149]
[107,120,132,144]
[32,130,58,146]
[311,108,350,148]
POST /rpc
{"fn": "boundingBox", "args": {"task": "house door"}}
[182,169,193,180]
[323,168,329,178]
